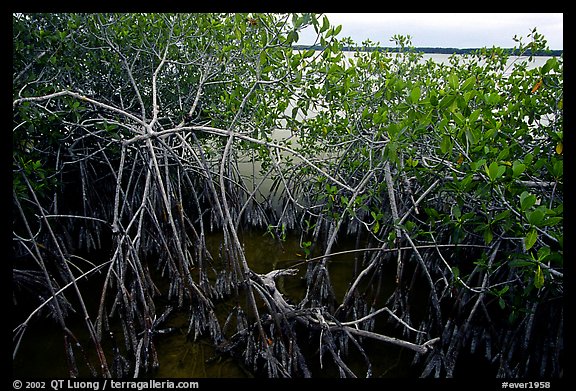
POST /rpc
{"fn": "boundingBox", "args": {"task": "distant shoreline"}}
[293,44,563,57]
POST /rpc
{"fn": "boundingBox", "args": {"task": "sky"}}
[298,13,563,50]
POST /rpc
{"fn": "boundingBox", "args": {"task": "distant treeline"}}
[293,44,563,57]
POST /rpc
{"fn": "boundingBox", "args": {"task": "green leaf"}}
[404,220,416,232]
[497,147,510,161]
[552,160,563,178]
[541,57,557,74]
[526,208,545,227]
[387,230,397,243]
[541,216,562,227]
[292,14,303,29]
[509,259,535,268]
[524,228,537,251]
[486,161,504,181]
[537,246,551,261]
[406,158,419,168]
[439,94,457,110]
[469,108,481,123]
[385,141,399,163]
[493,210,510,222]
[328,63,343,74]
[303,49,315,58]
[448,73,459,90]
[470,159,486,171]
[484,228,493,245]
[440,135,452,154]
[451,204,461,219]
[465,127,478,145]
[534,265,544,289]
[461,75,476,91]
[453,111,465,126]
[498,285,510,296]
[287,30,299,45]
[512,161,526,177]
[410,86,421,103]
[458,174,473,191]
[484,92,501,106]
[388,122,402,139]
[451,266,460,279]
[498,297,506,310]
[320,15,330,33]
[333,24,342,36]
[520,191,536,211]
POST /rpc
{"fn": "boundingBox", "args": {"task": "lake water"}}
[340,51,555,70]
[416,52,551,68]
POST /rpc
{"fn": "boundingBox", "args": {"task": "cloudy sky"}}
[298,13,563,50]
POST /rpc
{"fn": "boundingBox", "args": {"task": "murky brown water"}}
[13,229,414,378]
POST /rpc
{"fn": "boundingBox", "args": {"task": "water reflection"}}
[13,229,416,378]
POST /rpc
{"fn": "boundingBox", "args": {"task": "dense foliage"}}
[13,13,563,378]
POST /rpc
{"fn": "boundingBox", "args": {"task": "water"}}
[416,52,552,68]
[340,50,555,70]
[13,230,415,378]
